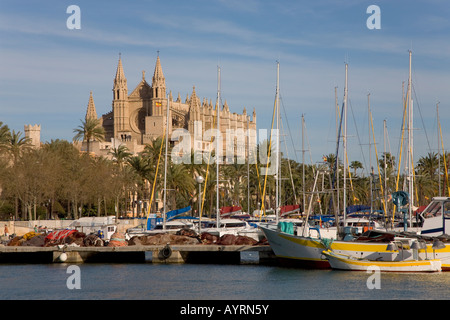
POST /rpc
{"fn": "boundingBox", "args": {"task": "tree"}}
[0,121,11,147]
[127,155,152,216]
[109,145,132,169]
[416,152,440,204]
[73,118,105,154]
[350,160,363,177]
[3,130,32,163]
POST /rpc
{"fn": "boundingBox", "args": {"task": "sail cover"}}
[280,204,300,216]
[220,206,242,216]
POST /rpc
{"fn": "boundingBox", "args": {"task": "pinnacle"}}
[153,56,165,81]
[115,56,126,81]
[85,91,98,121]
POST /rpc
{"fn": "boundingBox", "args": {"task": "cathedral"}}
[82,55,257,158]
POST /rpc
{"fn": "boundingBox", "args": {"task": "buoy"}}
[59,252,68,262]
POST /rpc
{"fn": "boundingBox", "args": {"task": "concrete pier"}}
[0,245,276,265]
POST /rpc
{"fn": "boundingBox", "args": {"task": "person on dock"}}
[4,224,9,238]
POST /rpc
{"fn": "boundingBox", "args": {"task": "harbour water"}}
[1,263,449,301]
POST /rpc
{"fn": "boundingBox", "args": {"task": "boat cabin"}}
[339,217,381,235]
[419,197,450,236]
[68,216,117,240]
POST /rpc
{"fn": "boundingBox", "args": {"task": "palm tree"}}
[4,130,32,163]
[127,155,152,216]
[73,118,105,154]
[416,152,440,204]
[166,163,194,211]
[109,145,132,169]
[0,122,11,147]
[350,160,363,177]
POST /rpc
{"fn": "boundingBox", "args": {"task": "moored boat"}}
[201,218,263,241]
[322,250,441,272]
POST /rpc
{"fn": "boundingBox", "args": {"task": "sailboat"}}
[260,53,450,270]
[252,62,315,238]
[127,94,196,239]
[199,66,260,240]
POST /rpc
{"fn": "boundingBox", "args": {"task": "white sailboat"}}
[200,66,260,241]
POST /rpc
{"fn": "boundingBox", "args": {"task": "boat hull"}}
[322,250,442,272]
[260,226,450,271]
[259,226,330,268]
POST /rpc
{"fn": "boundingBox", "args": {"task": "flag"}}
[156,102,162,107]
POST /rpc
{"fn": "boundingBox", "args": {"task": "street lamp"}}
[196,175,204,234]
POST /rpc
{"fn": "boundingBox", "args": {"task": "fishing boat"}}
[68,216,117,241]
[261,53,450,270]
[322,250,441,272]
[419,196,450,237]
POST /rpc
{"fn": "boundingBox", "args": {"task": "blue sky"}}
[1,0,450,174]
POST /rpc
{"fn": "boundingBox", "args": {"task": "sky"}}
[1,0,450,175]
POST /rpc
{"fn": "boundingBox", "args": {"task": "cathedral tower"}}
[113,55,130,141]
[151,54,166,116]
[144,55,169,140]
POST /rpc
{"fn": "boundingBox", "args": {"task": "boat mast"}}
[343,63,348,224]
[302,114,306,214]
[275,61,280,225]
[383,119,388,218]
[437,102,441,196]
[407,51,413,227]
[335,87,340,216]
[216,66,221,228]
[368,93,373,220]
[163,93,170,231]
[247,116,250,215]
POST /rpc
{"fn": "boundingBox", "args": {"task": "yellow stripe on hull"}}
[323,250,442,272]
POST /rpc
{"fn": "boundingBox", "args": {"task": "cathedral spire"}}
[85,91,98,121]
[113,54,128,100]
[152,54,166,100]
[153,55,165,82]
[115,54,126,82]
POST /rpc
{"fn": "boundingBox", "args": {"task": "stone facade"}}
[82,55,256,158]
[24,124,41,149]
